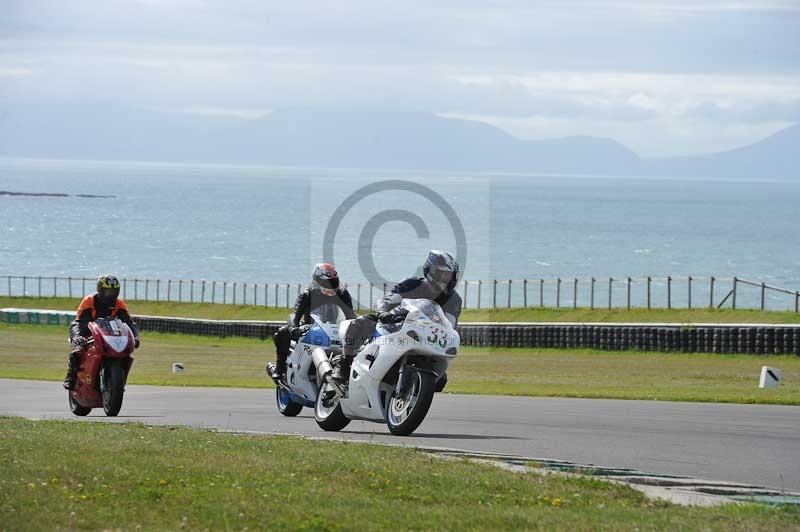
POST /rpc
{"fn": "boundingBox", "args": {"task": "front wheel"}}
[68,393,91,416]
[276,386,303,416]
[314,382,350,432]
[102,359,126,417]
[386,370,436,436]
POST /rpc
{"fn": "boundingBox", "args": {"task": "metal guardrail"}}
[1,275,798,312]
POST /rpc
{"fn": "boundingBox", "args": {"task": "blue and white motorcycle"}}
[312,298,460,436]
[267,304,346,416]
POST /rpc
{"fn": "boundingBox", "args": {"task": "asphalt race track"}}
[2,378,798,491]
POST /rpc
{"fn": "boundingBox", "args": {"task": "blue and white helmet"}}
[423,250,459,292]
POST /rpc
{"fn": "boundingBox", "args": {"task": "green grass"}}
[2,418,798,531]
[2,322,799,404]
[2,296,799,323]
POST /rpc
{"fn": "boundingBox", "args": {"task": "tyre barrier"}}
[2,308,799,355]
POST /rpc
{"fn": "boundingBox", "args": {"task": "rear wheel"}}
[276,386,303,416]
[386,370,435,436]
[68,393,91,416]
[314,382,350,431]
[102,360,126,417]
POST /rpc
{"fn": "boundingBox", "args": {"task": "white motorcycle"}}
[267,304,346,416]
[312,298,459,436]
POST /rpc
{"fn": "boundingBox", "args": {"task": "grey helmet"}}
[423,250,459,293]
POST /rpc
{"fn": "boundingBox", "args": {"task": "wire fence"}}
[2,274,798,312]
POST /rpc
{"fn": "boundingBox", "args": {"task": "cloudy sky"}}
[2,0,799,157]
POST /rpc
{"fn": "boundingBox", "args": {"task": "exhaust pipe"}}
[311,347,346,397]
[311,347,333,378]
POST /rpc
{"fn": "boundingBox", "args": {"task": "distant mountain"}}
[642,124,800,179]
[0,100,796,178]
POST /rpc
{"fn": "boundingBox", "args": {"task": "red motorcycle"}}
[68,317,136,417]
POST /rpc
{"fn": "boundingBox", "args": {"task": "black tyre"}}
[68,393,91,416]
[314,382,350,432]
[102,359,126,417]
[276,386,303,417]
[386,370,436,436]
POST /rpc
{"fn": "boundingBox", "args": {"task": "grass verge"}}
[2,296,799,323]
[2,322,799,404]
[2,417,798,531]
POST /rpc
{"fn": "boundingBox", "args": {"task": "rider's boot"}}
[330,354,352,386]
[270,357,286,381]
[62,351,81,390]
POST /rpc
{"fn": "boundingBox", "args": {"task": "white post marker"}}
[759,366,781,388]
[172,363,185,374]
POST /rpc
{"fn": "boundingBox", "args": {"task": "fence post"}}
[523,279,528,308]
[155,279,160,302]
[68,277,72,298]
[264,283,268,307]
[189,280,193,303]
[627,277,631,310]
[590,277,595,310]
[507,279,512,308]
[223,282,227,304]
[556,278,561,308]
[274,284,278,307]
[796,291,799,313]
[121,278,126,298]
[370,284,375,310]
[667,276,671,310]
[539,279,544,307]
[477,280,482,309]
[243,283,247,305]
[7,276,10,296]
[573,278,578,309]
[464,281,468,309]
[646,276,651,310]
[22,276,27,296]
[167,280,172,302]
[52,276,56,297]
[732,276,737,309]
[608,277,612,309]
[492,279,497,308]
[760,282,766,311]
[145,279,149,301]
[284,284,289,308]
[201,280,206,303]
[688,276,692,309]
[709,276,715,308]
[38,276,42,297]
[177,280,182,302]
[356,284,361,311]
[233,282,237,305]
[134,279,138,301]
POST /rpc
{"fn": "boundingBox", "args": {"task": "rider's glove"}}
[72,336,87,349]
[290,324,311,340]
[377,311,397,324]
[134,337,141,349]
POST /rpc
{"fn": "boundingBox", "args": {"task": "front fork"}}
[396,360,438,397]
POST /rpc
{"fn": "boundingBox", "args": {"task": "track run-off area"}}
[2,378,798,496]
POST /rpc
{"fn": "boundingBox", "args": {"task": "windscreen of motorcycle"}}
[94,318,130,353]
[310,303,347,324]
[400,298,453,329]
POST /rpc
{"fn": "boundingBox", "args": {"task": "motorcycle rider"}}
[332,250,462,390]
[63,274,140,389]
[270,263,357,380]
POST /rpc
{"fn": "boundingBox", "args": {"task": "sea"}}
[1,157,798,310]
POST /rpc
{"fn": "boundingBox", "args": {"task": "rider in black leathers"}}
[333,250,462,390]
[270,263,356,380]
